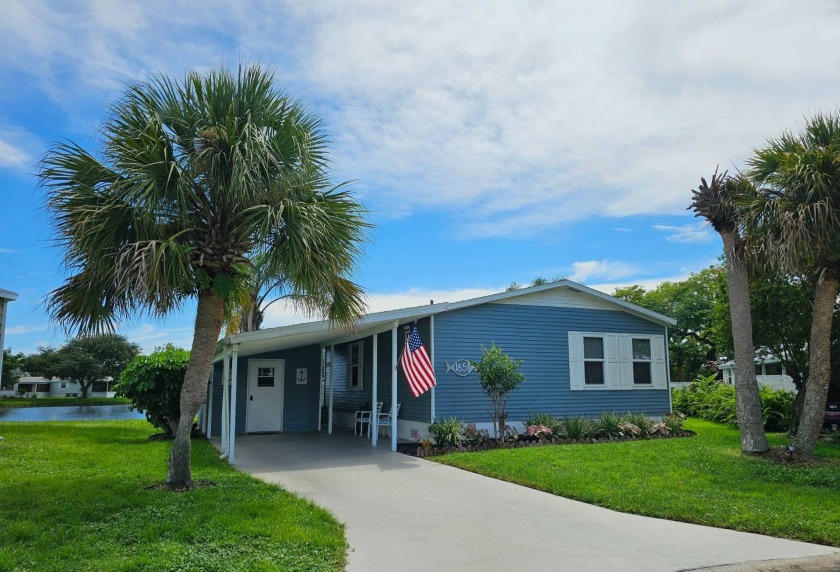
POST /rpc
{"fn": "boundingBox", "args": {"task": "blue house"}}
[205,280,676,462]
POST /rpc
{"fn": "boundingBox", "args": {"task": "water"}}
[0,405,145,422]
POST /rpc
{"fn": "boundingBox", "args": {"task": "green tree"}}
[470,343,525,441]
[747,111,840,455]
[26,334,140,398]
[40,64,369,488]
[115,346,190,436]
[1,349,25,389]
[689,170,768,454]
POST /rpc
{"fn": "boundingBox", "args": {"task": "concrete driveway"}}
[230,432,837,572]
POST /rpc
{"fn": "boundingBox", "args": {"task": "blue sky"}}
[2,1,839,354]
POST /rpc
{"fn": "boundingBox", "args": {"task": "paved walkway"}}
[229,432,837,572]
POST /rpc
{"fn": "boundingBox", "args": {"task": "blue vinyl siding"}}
[434,303,670,422]
[329,326,431,423]
[210,344,322,434]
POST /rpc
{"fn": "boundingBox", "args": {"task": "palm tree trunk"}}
[793,268,839,455]
[722,230,769,454]
[167,289,225,488]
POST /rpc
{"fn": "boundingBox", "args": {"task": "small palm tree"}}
[690,169,768,454]
[747,111,840,455]
[41,64,369,487]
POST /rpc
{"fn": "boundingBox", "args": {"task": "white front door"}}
[246,359,284,433]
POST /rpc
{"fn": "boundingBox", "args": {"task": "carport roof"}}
[0,288,19,301]
[214,279,676,359]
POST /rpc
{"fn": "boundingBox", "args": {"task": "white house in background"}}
[0,288,19,389]
[13,376,117,398]
[718,355,797,392]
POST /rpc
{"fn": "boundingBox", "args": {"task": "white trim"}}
[391,323,398,452]
[206,373,213,438]
[665,327,674,412]
[372,332,379,447]
[221,347,230,455]
[430,314,436,423]
[229,344,239,464]
[0,288,18,301]
[328,345,335,434]
[347,340,364,391]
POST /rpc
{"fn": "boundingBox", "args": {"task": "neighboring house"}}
[0,288,19,389]
[13,376,117,398]
[204,280,676,457]
[718,356,797,392]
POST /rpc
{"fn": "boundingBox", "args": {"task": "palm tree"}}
[40,64,369,488]
[690,169,769,454]
[747,111,840,455]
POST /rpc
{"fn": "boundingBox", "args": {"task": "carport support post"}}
[221,346,230,455]
[206,373,213,438]
[391,323,398,452]
[328,345,335,434]
[430,314,436,423]
[229,344,239,465]
[372,332,378,447]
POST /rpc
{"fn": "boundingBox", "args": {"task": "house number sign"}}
[296,368,308,385]
[445,359,475,377]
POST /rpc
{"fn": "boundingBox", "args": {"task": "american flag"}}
[400,325,437,398]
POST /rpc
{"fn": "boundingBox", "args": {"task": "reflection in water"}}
[0,405,145,422]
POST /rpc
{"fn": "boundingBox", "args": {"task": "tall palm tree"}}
[747,111,840,455]
[690,169,769,454]
[40,64,369,488]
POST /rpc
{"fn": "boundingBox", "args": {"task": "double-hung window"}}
[631,338,652,385]
[583,336,606,386]
[347,341,364,390]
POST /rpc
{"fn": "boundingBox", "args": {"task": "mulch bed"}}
[412,430,696,459]
[757,446,826,466]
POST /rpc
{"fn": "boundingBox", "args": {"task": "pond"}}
[0,405,145,422]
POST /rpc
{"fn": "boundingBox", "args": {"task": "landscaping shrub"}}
[114,346,190,435]
[428,417,467,447]
[524,424,553,439]
[524,411,563,435]
[562,416,593,440]
[595,411,624,438]
[623,412,652,436]
[464,423,491,445]
[662,412,686,434]
[672,374,796,432]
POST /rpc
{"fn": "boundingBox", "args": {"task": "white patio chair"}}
[356,402,383,436]
[372,403,401,438]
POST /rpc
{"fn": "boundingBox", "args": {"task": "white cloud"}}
[654,222,714,244]
[0,135,32,169]
[5,1,840,235]
[119,324,195,354]
[568,260,639,283]
[5,324,48,335]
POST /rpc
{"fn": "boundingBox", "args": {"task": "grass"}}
[435,419,840,546]
[0,421,346,571]
[0,396,132,408]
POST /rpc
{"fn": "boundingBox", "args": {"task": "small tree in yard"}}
[470,343,525,441]
[115,346,190,436]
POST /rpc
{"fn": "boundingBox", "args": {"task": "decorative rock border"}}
[413,430,696,459]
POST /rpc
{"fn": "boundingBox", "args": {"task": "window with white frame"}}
[569,331,667,391]
[59,380,67,388]
[347,341,364,390]
[583,336,606,386]
[631,338,652,385]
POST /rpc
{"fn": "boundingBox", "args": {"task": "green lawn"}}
[0,421,346,571]
[0,396,133,408]
[435,419,840,546]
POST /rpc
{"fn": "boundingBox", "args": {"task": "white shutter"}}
[569,332,583,391]
[652,335,667,389]
[606,334,620,390]
[618,334,633,389]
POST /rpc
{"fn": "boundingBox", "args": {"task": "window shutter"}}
[652,335,667,389]
[606,334,620,390]
[568,332,583,391]
[618,334,633,389]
